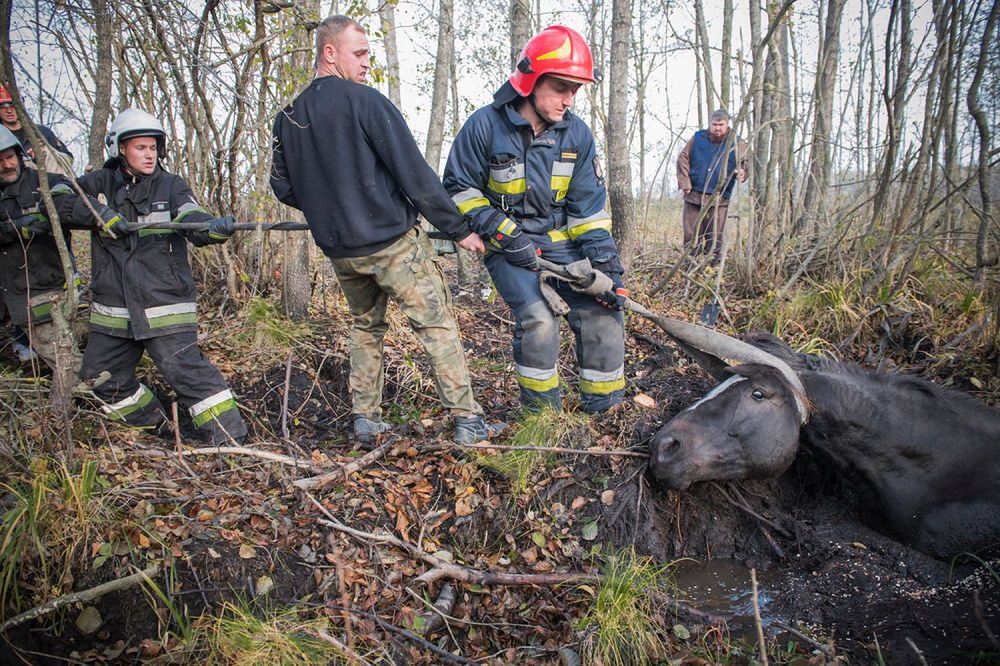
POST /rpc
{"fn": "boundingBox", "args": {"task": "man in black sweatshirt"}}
[270,15,504,446]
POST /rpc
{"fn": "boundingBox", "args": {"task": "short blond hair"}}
[315,15,364,67]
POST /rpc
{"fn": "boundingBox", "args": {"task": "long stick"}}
[132,221,310,232]
[0,564,160,633]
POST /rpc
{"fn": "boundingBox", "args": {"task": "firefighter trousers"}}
[486,253,625,413]
[81,330,247,444]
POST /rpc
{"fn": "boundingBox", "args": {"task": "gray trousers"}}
[682,191,729,261]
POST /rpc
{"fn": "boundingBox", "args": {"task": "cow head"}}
[650,363,804,489]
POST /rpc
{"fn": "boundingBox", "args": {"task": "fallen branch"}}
[343,605,475,666]
[751,568,769,666]
[307,494,725,625]
[311,628,372,666]
[305,492,597,587]
[293,440,395,491]
[413,582,456,636]
[0,564,160,633]
[143,446,322,474]
[771,621,834,656]
[458,443,648,458]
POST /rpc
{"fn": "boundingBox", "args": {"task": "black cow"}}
[650,333,1000,559]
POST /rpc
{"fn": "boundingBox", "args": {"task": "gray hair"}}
[710,109,730,123]
[315,15,364,66]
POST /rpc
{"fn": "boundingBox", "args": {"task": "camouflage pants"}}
[25,316,85,382]
[456,246,489,292]
[329,227,482,419]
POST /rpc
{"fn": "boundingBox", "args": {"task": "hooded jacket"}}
[0,167,96,325]
[442,82,622,278]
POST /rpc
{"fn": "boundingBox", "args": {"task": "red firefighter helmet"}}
[0,85,12,104]
[510,25,596,96]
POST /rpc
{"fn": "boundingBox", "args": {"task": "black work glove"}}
[207,215,236,242]
[96,204,134,237]
[595,274,628,311]
[497,227,540,271]
[11,213,50,239]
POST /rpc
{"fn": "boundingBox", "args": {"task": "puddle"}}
[672,558,780,629]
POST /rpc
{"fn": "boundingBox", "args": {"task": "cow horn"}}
[626,301,809,424]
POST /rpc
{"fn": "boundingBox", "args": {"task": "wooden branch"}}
[0,564,160,633]
[311,629,372,666]
[458,443,649,458]
[143,446,322,474]
[751,568,769,666]
[293,440,395,491]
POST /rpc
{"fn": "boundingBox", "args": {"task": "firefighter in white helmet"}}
[76,109,247,444]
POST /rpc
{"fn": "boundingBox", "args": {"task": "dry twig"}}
[0,564,161,633]
[293,440,395,491]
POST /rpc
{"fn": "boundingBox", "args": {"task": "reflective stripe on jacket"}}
[78,163,221,339]
[443,91,622,273]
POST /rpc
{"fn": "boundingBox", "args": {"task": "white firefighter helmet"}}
[0,125,23,155]
[105,108,166,155]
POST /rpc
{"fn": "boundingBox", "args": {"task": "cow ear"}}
[673,339,730,382]
[727,363,783,382]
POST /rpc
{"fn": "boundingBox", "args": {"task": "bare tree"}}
[281,0,319,320]
[607,0,635,256]
[510,0,531,68]
[379,0,402,108]
[694,0,716,111]
[87,0,113,169]
[720,0,733,109]
[796,0,846,235]
[425,0,454,173]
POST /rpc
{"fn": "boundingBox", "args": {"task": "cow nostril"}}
[656,435,681,458]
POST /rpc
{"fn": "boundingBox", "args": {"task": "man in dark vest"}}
[676,109,747,263]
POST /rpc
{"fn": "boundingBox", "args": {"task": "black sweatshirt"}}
[270,76,470,258]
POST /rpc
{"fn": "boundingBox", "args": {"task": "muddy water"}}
[672,558,780,630]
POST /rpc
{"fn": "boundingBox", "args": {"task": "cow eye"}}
[750,389,766,401]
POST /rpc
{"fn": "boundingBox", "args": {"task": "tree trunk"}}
[425,0,453,173]
[509,0,532,68]
[720,0,733,109]
[424,0,456,254]
[379,0,402,108]
[280,0,319,320]
[607,0,635,258]
[87,0,113,170]
[796,0,846,235]
[694,0,716,111]
[0,6,79,450]
[968,0,1000,280]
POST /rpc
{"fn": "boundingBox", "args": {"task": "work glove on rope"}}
[10,213,50,239]
[496,226,540,271]
[594,272,628,311]
[207,215,236,242]
[96,204,136,237]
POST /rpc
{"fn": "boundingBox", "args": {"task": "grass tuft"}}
[577,547,672,666]
[0,459,103,615]
[476,407,592,494]
[201,601,346,665]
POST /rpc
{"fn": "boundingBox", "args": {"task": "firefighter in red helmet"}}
[444,26,627,414]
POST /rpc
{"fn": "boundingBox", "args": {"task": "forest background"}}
[2,0,996,374]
